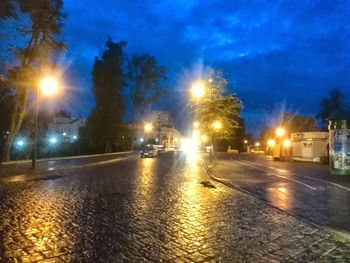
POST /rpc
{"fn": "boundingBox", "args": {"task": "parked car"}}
[140,144,158,158]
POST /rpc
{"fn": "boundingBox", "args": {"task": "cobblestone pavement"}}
[0,151,349,262]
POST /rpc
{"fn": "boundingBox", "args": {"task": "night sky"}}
[14,0,350,136]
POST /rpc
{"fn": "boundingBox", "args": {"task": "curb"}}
[200,158,350,242]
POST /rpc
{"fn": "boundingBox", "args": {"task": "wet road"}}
[211,153,350,232]
[1,151,350,262]
[0,151,135,178]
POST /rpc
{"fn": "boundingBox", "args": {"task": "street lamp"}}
[49,137,58,145]
[213,121,222,130]
[276,127,285,137]
[201,134,208,143]
[32,76,59,169]
[190,80,205,99]
[283,139,291,148]
[144,122,153,144]
[212,121,222,162]
[193,121,199,128]
[267,139,275,147]
[144,123,153,133]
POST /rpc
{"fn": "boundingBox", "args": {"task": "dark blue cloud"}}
[62,0,350,136]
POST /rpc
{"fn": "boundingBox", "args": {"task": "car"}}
[140,144,158,158]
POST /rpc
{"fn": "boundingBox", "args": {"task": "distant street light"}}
[244,139,248,144]
[39,77,59,96]
[267,139,275,147]
[213,121,222,130]
[201,134,208,143]
[144,123,153,133]
[193,121,199,128]
[32,76,59,169]
[276,127,285,137]
[16,139,25,149]
[49,137,58,145]
[255,142,260,147]
[283,139,291,148]
[190,80,205,99]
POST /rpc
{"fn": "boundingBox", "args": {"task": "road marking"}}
[233,160,317,190]
[239,159,350,193]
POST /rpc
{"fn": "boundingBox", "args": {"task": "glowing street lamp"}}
[276,127,285,137]
[213,121,222,130]
[190,80,205,99]
[16,139,25,149]
[144,123,153,133]
[283,139,291,148]
[32,76,59,169]
[39,77,59,96]
[193,121,199,128]
[201,134,208,143]
[267,139,276,147]
[49,137,58,145]
[244,139,248,144]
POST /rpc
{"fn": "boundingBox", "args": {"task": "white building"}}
[47,117,86,142]
[131,111,181,148]
[291,132,328,162]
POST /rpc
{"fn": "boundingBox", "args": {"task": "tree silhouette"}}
[317,88,345,128]
[192,70,243,140]
[1,0,66,162]
[81,39,127,153]
[128,54,167,120]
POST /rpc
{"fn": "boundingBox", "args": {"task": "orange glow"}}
[276,127,285,137]
[39,77,59,96]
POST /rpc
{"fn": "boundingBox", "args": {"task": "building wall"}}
[151,111,175,128]
[291,132,328,162]
[47,117,86,141]
[132,111,181,148]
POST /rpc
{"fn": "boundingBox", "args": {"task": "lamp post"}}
[190,80,205,100]
[274,127,286,161]
[212,121,222,162]
[144,122,153,144]
[32,77,59,169]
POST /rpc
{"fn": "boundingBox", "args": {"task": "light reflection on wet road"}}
[215,153,350,231]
